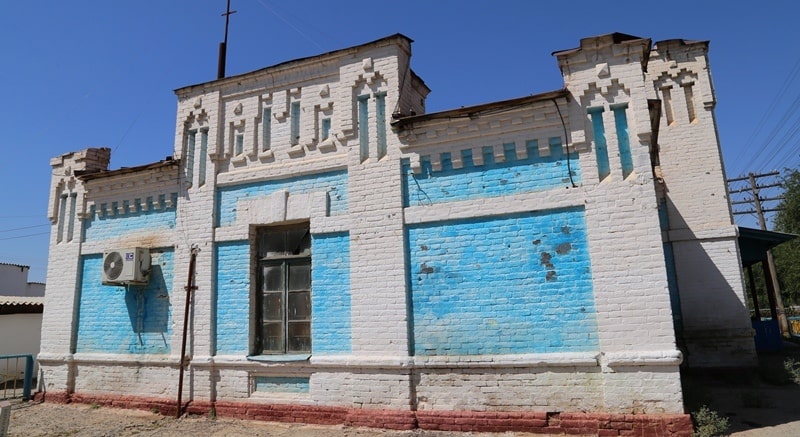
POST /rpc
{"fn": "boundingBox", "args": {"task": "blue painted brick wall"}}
[311,232,351,354]
[406,207,598,356]
[76,249,174,354]
[216,170,348,227]
[215,241,251,355]
[253,376,310,393]
[402,140,580,207]
[83,206,176,242]
[215,235,352,356]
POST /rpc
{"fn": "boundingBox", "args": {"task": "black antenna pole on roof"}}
[217,0,237,79]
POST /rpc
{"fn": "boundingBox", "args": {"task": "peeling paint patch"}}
[540,252,554,269]
[556,242,572,255]
[419,263,435,274]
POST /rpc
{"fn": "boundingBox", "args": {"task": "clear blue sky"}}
[1,1,799,283]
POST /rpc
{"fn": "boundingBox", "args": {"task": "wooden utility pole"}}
[728,171,789,337]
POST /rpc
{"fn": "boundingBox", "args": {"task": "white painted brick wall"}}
[415,368,604,412]
[40,33,748,416]
[71,362,178,397]
[312,371,412,409]
[648,40,756,368]
[41,149,111,371]
[549,35,682,411]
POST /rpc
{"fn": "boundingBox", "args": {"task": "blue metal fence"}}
[0,354,34,401]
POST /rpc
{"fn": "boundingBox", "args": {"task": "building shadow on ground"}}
[682,339,800,433]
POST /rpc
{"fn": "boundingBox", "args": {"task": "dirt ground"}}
[5,402,544,437]
[5,342,800,436]
[5,402,427,437]
[682,340,800,436]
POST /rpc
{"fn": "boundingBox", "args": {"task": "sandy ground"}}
[5,402,542,437]
[6,401,425,437]
[5,342,800,436]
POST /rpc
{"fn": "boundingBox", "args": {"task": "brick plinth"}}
[38,392,693,436]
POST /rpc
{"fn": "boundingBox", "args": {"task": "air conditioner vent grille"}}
[101,248,151,285]
[103,251,124,280]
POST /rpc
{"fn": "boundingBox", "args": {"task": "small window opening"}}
[682,83,697,123]
[358,95,369,161]
[321,118,331,141]
[290,102,301,146]
[661,86,675,126]
[262,108,272,151]
[588,107,610,181]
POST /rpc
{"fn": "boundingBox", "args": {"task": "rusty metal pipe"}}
[176,247,198,418]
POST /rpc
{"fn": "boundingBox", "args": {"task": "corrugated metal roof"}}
[0,262,30,269]
[0,296,44,306]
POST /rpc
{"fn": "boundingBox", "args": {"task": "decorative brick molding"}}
[36,392,693,436]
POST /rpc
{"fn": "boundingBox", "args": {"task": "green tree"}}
[772,169,800,306]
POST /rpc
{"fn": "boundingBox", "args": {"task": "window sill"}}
[247,354,311,363]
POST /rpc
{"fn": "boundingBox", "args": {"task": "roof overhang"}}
[738,226,797,268]
[0,296,44,315]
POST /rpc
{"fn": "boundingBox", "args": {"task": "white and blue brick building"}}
[38,33,753,433]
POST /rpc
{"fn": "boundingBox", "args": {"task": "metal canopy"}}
[738,226,797,268]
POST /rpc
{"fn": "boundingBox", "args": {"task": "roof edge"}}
[175,33,414,95]
[391,89,568,129]
[652,39,709,51]
[76,158,179,182]
[552,32,649,57]
[0,262,30,269]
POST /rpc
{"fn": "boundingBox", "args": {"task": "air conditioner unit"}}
[102,248,151,285]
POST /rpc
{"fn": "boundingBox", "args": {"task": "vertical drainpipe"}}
[176,246,199,417]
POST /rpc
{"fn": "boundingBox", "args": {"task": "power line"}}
[0,224,50,234]
[727,171,790,337]
[728,171,784,226]
[112,93,154,154]
[0,232,50,241]
[750,94,800,171]
[734,58,800,174]
[734,55,800,167]
[254,0,324,51]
